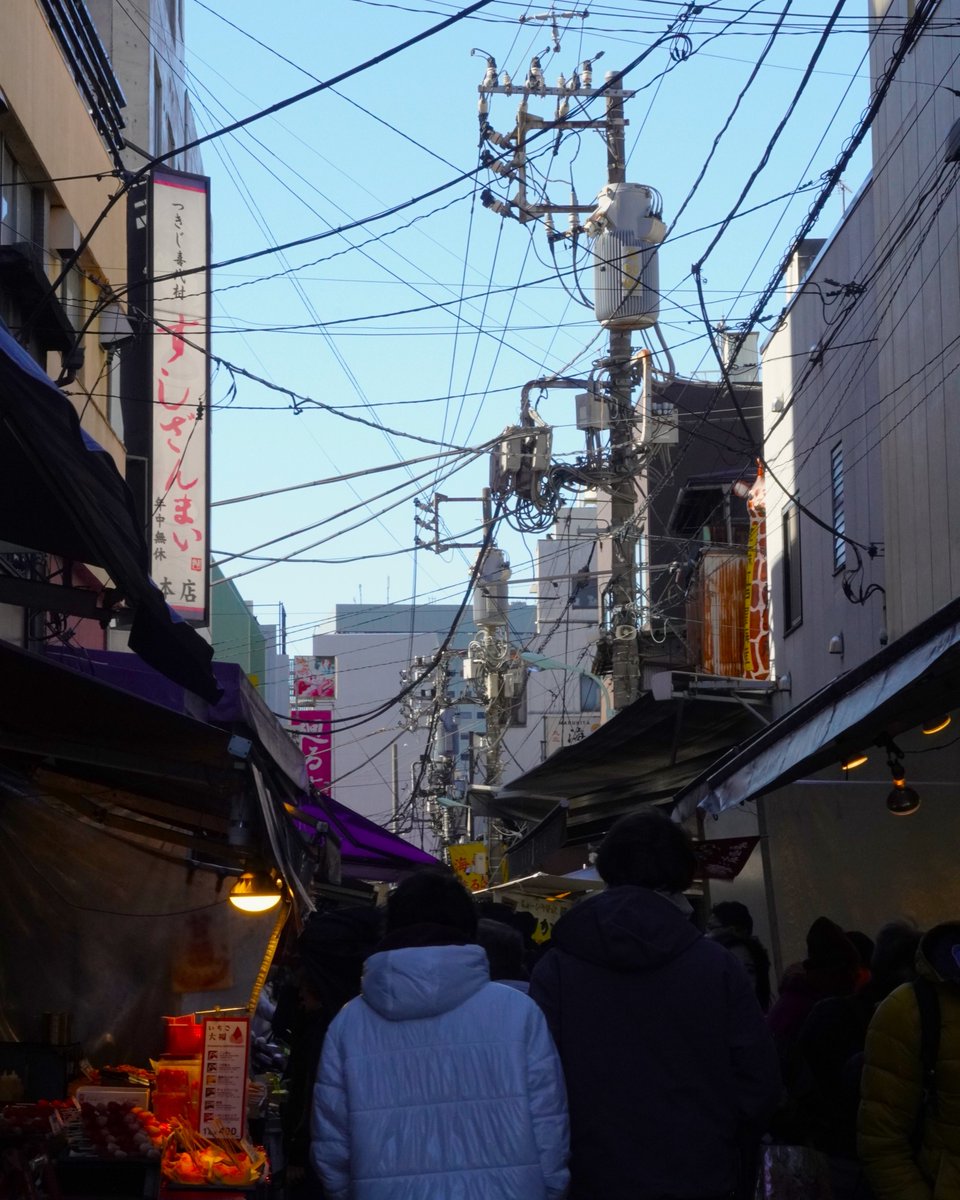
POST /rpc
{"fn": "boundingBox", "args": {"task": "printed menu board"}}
[199,1016,250,1138]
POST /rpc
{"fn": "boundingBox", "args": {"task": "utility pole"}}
[474,42,666,719]
[464,493,518,791]
[597,77,640,712]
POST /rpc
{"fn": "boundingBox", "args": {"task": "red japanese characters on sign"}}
[150,169,210,622]
[290,709,333,792]
[199,1017,249,1139]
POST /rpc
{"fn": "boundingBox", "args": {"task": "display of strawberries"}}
[70,1101,168,1159]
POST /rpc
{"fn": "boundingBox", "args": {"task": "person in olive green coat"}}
[858,922,960,1199]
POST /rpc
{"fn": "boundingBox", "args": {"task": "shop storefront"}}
[0,644,436,1198]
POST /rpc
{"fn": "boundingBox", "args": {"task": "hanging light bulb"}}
[886,770,921,816]
[880,735,920,816]
[922,714,951,736]
[841,753,869,771]
[229,870,283,913]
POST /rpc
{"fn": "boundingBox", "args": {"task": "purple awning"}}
[296,793,438,882]
[44,646,438,878]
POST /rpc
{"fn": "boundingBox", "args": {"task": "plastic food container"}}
[163,1016,203,1056]
[153,1058,201,1128]
[75,1085,151,1109]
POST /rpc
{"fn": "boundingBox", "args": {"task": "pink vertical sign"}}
[290,709,333,792]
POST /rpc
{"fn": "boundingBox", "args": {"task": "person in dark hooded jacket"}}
[529,809,781,1200]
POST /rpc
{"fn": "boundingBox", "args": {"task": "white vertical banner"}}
[149,168,211,623]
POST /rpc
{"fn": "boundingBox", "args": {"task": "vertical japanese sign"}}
[290,708,333,792]
[149,168,211,623]
[734,463,770,680]
[199,1016,250,1138]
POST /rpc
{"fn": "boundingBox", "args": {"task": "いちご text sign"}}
[199,1016,249,1139]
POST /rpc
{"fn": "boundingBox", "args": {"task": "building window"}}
[106,349,124,439]
[782,503,802,631]
[580,675,601,713]
[571,567,598,610]
[830,443,845,572]
[0,139,26,246]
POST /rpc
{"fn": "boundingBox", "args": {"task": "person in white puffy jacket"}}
[310,869,570,1200]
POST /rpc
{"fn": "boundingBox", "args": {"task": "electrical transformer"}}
[589,183,667,331]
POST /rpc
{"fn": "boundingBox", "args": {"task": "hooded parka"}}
[311,942,570,1200]
[858,922,960,1200]
[530,885,781,1200]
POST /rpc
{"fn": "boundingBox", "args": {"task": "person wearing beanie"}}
[529,809,780,1200]
[311,868,569,1200]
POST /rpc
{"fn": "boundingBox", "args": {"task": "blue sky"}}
[183,0,874,655]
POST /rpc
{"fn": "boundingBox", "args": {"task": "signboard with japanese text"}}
[293,655,336,703]
[149,168,211,623]
[543,714,601,757]
[199,1016,249,1139]
[290,708,333,792]
[448,841,489,892]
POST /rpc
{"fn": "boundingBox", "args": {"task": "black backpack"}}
[911,977,941,1154]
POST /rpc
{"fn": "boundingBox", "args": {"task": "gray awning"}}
[491,679,772,842]
[673,595,960,818]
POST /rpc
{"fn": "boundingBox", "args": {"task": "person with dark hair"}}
[477,917,530,991]
[710,929,773,1012]
[311,868,569,1199]
[767,917,862,1054]
[281,905,381,1198]
[791,921,922,1198]
[530,809,780,1200]
[707,900,755,938]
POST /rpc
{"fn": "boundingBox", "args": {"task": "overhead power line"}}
[22,0,496,339]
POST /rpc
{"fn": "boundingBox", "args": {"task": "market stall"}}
[0,644,437,1199]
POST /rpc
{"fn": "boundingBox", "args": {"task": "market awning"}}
[0,324,220,702]
[20,644,436,883]
[297,793,440,883]
[475,869,603,903]
[0,640,240,823]
[673,595,960,818]
[484,677,772,842]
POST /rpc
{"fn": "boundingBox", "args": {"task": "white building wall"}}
[733,0,960,976]
[499,505,603,782]
[311,630,440,836]
[869,0,960,637]
[761,183,886,711]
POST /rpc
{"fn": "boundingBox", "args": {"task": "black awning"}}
[491,683,769,842]
[0,323,220,702]
[673,595,960,818]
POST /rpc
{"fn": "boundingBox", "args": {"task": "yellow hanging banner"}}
[448,842,489,892]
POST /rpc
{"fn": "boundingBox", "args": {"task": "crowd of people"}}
[269,809,958,1200]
